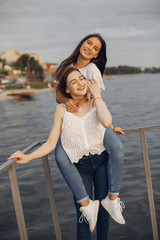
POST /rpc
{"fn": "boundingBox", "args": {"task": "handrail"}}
[0,140,62,240]
[0,141,41,174]
[124,125,160,133]
[1,125,160,173]
[0,125,160,240]
[124,125,160,240]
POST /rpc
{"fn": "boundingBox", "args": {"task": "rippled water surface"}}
[0,74,160,240]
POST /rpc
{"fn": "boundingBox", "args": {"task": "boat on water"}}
[7,89,38,98]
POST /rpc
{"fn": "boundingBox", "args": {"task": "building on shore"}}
[0,49,41,65]
[0,49,21,64]
[0,49,42,80]
[0,49,59,82]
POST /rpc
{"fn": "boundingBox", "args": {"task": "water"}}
[0,74,160,240]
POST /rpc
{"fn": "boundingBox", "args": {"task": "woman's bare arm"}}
[8,105,65,164]
[87,80,112,128]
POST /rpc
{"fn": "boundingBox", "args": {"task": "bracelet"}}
[112,126,115,131]
[94,97,102,100]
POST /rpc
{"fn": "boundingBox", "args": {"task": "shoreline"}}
[104,72,145,78]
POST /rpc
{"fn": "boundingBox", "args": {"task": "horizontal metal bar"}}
[21,141,43,154]
[1,126,160,173]
[0,159,16,173]
[0,141,45,174]
[124,125,160,133]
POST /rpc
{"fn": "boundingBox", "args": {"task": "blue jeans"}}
[74,151,109,240]
[104,127,124,195]
[55,127,124,202]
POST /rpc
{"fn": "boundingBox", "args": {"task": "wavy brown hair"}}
[56,33,107,82]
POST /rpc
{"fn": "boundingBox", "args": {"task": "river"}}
[0,73,160,240]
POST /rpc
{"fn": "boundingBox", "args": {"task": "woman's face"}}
[79,37,102,60]
[66,71,87,97]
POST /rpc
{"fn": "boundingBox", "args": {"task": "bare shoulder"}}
[54,104,65,120]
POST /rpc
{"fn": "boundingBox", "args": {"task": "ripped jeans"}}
[55,127,124,203]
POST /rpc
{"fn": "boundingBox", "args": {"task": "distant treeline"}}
[144,67,160,74]
[104,65,160,75]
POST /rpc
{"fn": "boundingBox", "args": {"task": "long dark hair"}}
[58,66,81,98]
[56,33,107,81]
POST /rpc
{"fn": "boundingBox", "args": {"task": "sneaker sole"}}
[101,200,125,225]
[90,200,100,232]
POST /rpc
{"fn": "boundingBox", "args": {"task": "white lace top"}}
[60,104,106,163]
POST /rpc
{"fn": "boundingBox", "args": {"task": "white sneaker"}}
[101,195,125,224]
[79,200,100,232]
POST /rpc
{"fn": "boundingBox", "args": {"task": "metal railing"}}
[0,141,62,240]
[0,125,160,240]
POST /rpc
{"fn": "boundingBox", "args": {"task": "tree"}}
[0,58,8,76]
[14,54,44,81]
[14,54,29,71]
[29,57,43,75]
[104,65,142,75]
[0,58,6,66]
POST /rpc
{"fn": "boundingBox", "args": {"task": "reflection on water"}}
[0,75,160,240]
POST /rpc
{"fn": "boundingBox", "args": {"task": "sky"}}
[0,0,160,68]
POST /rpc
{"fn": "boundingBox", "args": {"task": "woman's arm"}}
[56,85,68,104]
[86,65,125,135]
[87,80,112,128]
[56,85,78,112]
[8,106,65,164]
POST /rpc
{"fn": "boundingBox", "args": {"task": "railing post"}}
[42,155,62,240]
[140,129,159,240]
[8,164,28,240]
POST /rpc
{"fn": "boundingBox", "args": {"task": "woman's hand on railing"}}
[114,127,125,136]
[8,150,31,164]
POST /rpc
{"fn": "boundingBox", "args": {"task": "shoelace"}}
[117,197,125,212]
[79,210,90,224]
